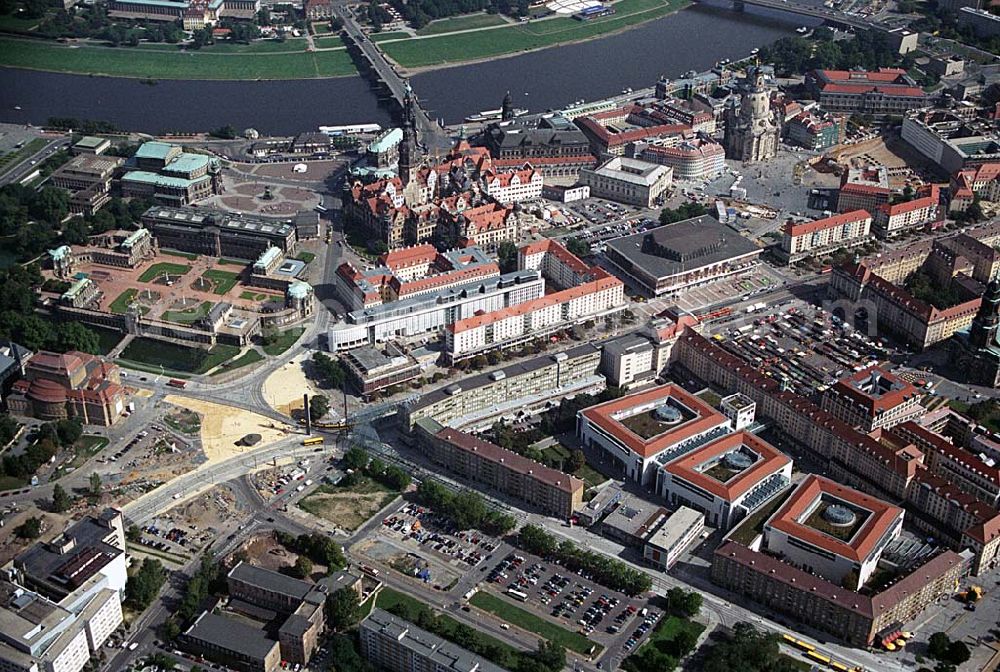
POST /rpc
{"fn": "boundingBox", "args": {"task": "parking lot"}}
[379,502,502,571]
[708,303,894,397]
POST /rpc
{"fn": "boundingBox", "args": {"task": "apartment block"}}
[414,419,584,519]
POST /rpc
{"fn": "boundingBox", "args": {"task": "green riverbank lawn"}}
[382,0,689,67]
[416,13,509,35]
[0,37,357,79]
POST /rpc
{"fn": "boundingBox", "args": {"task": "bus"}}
[806,651,831,665]
[302,436,324,446]
[166,379,187,389]
[506,589,528,602]
[360,564,380,578]
[830,661,851,672]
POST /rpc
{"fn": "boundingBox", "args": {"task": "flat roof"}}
[74,136,109,149]
[227,561,312,600]
[362,609,509,672]
[122,170,201,189]
[580,384,729,460]
[645,506,703,550]
[663,431,790,502]
[765,475,902,564]
[602,493,668,538]
[605,215,761,281]
[409,343,600,414]
[184,612,278,660]
[134,141,176,160]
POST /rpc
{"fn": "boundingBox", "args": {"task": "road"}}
[0,135,69,186]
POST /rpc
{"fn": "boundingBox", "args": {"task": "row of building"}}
[828,220,1000,350]
[329,238,627,361]
[1,509,128,672]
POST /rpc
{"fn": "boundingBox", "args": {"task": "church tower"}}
[971,278,1000,349]
[501,90,514,122]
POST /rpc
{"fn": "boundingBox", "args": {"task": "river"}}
[0,3,813,135]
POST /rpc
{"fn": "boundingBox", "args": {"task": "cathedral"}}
[954,279,1000,388]
[723,66,780,164]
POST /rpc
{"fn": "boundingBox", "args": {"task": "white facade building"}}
[579,157,672,207]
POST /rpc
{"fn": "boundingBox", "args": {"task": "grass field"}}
[0,11,41,32]
[299,479,397,530]
[623,615,704,669]
[0,137,48,173]
[416,13,508,35]
[294,251,316,264]
[0,37,357,79]
[89,325,125,355]
[262,327,304,356]
[470,591,599,654]
[382,0,689,67]
[371,31,412,42]
[52,434,109,480]
[138,262,190,283]
[200,269,240,295]
[0,475,26,491]
[314,35,348,49]
[211,349,264,375]
[119,337,238,374]
[109,289,138,314]
[239,290,274,301]
[161,300,213,325]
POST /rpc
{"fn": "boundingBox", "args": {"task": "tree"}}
[127,524,142,542]
[945,641,970,665]
[312,351,346,389]
[52,322,100,354]
[162,617,181,642]
[568,449,586,472]
[310,394,330,421]
[659,202,708,225]
[326,586,362,631]
[89,472,102,497]
[54,418,83,447]
[126,558,167,610]
[15,517,42,539]
[209,125,237,139]
[292,555,314,579]
[533,640,565,671]
[51,484,72,512]
[565,237,591,257]
[342,447,369,471]
[928,632,951,660]
[497,241,518,273]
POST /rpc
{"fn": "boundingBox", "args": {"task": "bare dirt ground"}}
[261,353,328,416]
[0,511,64,566]
[163,395,297,463]
[232,531,331,579]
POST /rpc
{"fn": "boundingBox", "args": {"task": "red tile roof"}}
[579,384,728,460]
[785,210,871,238]
[877,185,940,217]
[766,474,903,564]
[448,268,621,334]
[519,238,591,277]
[663,431,791,501]
[380,244,438,271]
[827,367,921,416]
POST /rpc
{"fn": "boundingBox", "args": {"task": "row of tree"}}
[414,479,517,536]
[516,524,652,596]
[760,29,901,78]
[125,558,168,610]
[341,446,412,491]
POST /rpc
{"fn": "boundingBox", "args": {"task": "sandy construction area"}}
[163,395,296,463]
[261,353,328,416]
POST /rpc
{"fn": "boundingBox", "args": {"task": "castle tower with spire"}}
[954,276,1000,387]
[398,82,419,186]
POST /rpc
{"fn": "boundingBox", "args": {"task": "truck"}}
[166,379,187,389]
